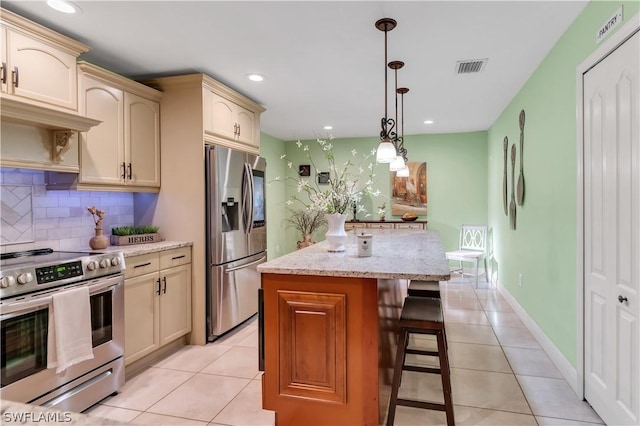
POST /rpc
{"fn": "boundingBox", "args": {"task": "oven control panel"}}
[36,261,83,284]
[0,252,125,300]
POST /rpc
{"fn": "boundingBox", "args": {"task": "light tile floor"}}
[86,276,604,425]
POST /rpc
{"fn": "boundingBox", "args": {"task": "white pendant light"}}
[376,139,397,163]
[375,18,398,164]
[396,164,410,177]
[389,155,405,171]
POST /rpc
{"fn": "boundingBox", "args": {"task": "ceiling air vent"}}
[456,58,488,74]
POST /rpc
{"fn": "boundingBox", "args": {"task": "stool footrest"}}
[406,348,439,357]
[397,398,446,412]
[403,365,441,375]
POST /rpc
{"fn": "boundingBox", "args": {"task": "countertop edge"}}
[100,240,193,257]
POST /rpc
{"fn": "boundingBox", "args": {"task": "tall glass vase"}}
[324,213,348,252]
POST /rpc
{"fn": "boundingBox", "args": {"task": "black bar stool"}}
[407,280,440,298]
[386,296,454,426]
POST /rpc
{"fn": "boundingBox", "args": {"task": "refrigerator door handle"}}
[223,255,267,273]
[243,163,255,234]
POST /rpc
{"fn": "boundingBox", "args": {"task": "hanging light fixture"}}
[396,87,410,177]
[375,18,398,164]
[389,60,405,171]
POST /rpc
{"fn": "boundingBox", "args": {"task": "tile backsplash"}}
[0,168,134,252]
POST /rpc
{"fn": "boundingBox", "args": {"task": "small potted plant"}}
[286,209,327,249]
[111,225,161,246]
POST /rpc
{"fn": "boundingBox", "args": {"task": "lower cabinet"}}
[124,247,192,365]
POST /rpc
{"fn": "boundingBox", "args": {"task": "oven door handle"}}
[0,274,123,317]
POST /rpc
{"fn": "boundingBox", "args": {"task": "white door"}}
[584,29,639,426]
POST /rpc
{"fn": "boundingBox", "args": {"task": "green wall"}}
[260,132,286,259]
[487,1,639,367]
[269,132,487,254]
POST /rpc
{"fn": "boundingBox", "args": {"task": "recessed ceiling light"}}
[323,125,333,130]
[424,120,434,125]
[47,0,80,14]
[246,73,265,82]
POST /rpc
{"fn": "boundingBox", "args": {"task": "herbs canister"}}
[357,233,373,257]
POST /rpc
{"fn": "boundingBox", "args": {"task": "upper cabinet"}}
[77,62,162,190]
[202,76,264,154]
[46,62,162,192]
[204,90,258,150]
[0,8,89,111]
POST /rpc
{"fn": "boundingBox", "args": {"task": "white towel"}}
[47,286,94,373]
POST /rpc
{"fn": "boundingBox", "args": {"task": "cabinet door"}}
[125,92,160,188]
[78,74,125,185]
[159,264,192,345]
[1,27,7,94]
[235,105,256,147]
[5,28,78,110]
[207,91,236,140]
[124,272,160,365]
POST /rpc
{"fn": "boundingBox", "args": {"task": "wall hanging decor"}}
[317,171,330,184]
[391,161,427,216]
[299,164,311,177]
[503,136,508,216]
[517,109,526,206]
[509,144,517,230]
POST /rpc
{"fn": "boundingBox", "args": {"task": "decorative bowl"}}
[401,216,418,222]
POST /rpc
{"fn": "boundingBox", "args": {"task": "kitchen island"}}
[257,229,450,425]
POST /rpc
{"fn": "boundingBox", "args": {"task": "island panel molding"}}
[278,290,346,403]
[263,274,378,425]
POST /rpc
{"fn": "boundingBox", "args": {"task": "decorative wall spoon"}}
[510,144,517,230]
[516,110,525,206]
[503,136,508,216]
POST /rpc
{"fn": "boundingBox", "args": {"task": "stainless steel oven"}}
[0,249,125,412]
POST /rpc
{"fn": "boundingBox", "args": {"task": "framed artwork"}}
[391,162,427,216]
[299,164,311,177]
[317,172,330,184]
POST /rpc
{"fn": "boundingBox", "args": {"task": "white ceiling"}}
[2,1,588,141]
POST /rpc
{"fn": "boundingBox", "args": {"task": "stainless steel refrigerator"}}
[205,145,267,341]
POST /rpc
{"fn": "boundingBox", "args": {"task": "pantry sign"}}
[596,6,623,44]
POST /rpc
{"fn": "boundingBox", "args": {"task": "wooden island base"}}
[261,273,407,426]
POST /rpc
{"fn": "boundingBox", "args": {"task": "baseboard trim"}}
[497,280,579,396]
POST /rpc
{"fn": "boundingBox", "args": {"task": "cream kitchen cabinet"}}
[0,8,89,111]
[204,90,257,149]
[47,62,162,192]
[124,247,192,365]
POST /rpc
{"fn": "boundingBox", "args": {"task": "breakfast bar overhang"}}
[257,229,451,425]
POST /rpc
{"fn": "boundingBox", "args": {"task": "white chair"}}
[446,225,488,288]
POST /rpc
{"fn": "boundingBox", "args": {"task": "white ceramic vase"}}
[324,213,348,252]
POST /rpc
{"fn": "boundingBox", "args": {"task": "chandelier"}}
[375,18,398,164]
[375,18,411,175]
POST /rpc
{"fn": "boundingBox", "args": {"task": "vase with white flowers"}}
[274,136,381,252]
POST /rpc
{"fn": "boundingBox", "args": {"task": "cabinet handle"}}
[171,255,185,260]
[1,63,6,84]
[12,67,19,87]
[121,162,126,179]
[133,262,152,269]
[156,278,161,295]
[127,163,132,180]
[162,276,167,294]
[237,124,241,138]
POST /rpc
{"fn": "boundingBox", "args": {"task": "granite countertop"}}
[0,400,126,425]
[258,229,450,281]
[98,240,192,257]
